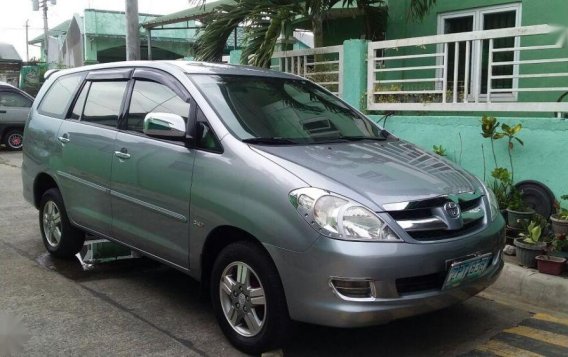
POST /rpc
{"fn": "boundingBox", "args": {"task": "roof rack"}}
[44,69,60,80]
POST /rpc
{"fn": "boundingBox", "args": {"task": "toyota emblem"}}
[444,201,461,219]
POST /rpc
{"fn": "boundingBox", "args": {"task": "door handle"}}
[114,149,131,160]
[0,110,6,114]
[58,134,70,143]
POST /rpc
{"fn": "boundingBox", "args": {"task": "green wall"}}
[387,0,568,39]
[382,0,568,110]
[370,114,568,201]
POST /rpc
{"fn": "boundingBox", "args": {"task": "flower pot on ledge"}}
[535,255,566,276]
[507,208,535,230]
[513,238,546,268]
[550,214,568,236]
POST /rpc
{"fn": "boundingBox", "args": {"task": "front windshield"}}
[190,74,385,144]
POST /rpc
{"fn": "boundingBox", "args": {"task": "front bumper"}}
[265,216,505,328]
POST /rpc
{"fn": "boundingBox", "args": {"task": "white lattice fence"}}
[367,25,568,114]
[271,45,344,96]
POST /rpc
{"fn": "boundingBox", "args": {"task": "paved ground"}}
[1,150,567,356]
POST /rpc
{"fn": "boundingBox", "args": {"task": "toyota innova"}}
[22,61,505,354]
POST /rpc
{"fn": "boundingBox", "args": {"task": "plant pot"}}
[535,255,566,275]
[550,214,568,236]
[513,238,546,268]
[507,208,535,229]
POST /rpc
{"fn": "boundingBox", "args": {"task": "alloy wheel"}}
[219,261,267,337]
[42,200,62,247]
[8,133,23,149]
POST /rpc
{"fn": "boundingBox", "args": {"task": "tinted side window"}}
[82,81,127,128]
[0,92,32,108]
[69,82,90,119]
[38,73,84,118]
[127,80,190,133]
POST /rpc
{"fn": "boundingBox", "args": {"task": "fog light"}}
[330,278,374,299]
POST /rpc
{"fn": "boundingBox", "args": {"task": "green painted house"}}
[29,9,196,67]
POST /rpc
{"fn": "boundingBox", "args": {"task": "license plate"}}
[442,253,492,290]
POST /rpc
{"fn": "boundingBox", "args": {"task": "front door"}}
[110,73,194,267]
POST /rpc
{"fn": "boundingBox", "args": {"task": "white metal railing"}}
[367,25,568,113]
[271,45,344,96]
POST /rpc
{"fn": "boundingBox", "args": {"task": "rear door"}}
[56,69,131,236]
[110,69,194,267]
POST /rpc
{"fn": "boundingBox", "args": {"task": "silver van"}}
[22,61,505,354]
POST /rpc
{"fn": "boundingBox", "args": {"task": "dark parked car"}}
[0,81,33,150]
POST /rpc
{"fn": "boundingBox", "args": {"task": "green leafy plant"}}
[481,115,500,168]
[432,145,447,157]
[551,233,568,252]
[481,116,524,209]
[498,123,524,182]
[507,187,529,212]
[557,195,568,220]
[490,167,513,210]
[519,220,543,245]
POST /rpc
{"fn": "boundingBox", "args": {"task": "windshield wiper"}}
[242,137,298,145]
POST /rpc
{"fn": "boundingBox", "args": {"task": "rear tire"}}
[3,129,24,151]
[39,188,85,259]
[210,241,292,354]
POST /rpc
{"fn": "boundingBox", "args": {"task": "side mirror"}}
[143,112,186,139]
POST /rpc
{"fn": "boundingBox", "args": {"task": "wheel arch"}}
[1,125,23,136]
[33,172,59,209]
[200,225,282,300]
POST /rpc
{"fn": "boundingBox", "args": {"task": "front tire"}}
[3,129,24,151]
[211,241,292,354]
[39,188,85,259]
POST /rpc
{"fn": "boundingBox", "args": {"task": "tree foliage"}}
[193,0,436,67]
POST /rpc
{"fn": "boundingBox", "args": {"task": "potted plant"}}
[514,220,546,268]
[490,167,513,220]
[507,188,535,229]
[535,234,567,275]
[550,195,568,237]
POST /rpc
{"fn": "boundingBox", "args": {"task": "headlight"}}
[290,188,401,241]
[486,187,499,221]
[474,177,499,221]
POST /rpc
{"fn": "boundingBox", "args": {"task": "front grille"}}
[396,272,446,294]
[406,217,484,241]
[460,196,482,211]
[387,194,485,241]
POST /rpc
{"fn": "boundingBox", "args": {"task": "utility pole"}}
[24,20,29,62]
[32,0,56,64]
[125,0,140,61]
[42,2,49,62]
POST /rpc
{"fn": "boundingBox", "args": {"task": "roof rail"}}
[44,69,60,80]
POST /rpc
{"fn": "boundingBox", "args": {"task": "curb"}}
[487,262,568,312]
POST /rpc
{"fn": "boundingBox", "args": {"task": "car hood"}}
[252,139,478,211]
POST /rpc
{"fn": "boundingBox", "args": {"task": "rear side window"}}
[38,73,84,118]
[82,81,127,128]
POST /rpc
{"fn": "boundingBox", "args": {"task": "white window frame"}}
[436,3,522,102]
